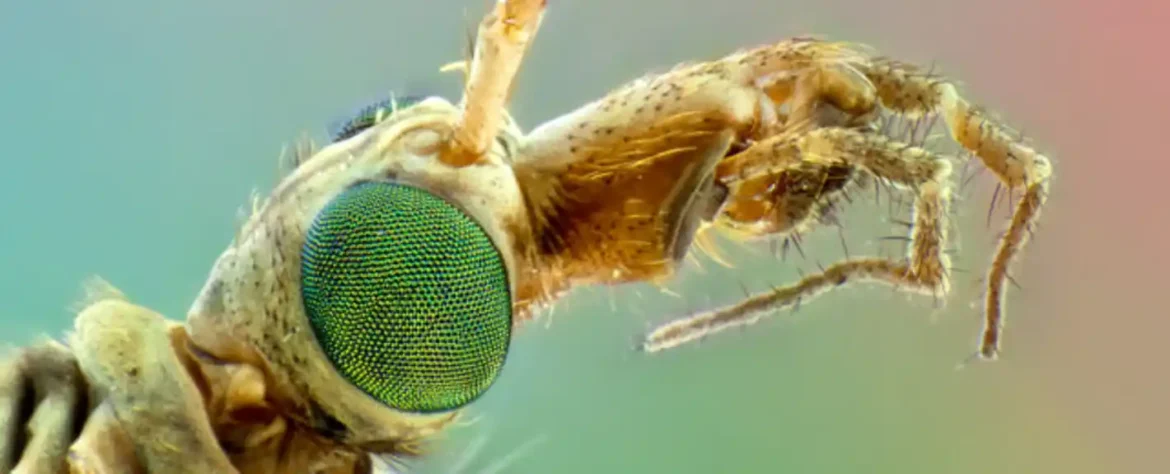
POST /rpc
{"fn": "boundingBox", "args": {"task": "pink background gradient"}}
[0,0,1166,472]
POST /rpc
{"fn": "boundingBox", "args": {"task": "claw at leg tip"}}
[954,348,998,371]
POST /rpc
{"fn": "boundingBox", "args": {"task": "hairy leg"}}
[66,294,238,473]
[1,341,85,473]
[644,127,954,353]
[1,282,239,474]
[858,57,1051,358]
[645,41,1049,358]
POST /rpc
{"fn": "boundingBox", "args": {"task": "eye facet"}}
[300,181,512,413]
[328,95,427,143]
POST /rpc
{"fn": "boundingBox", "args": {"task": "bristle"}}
[71,276,127,314]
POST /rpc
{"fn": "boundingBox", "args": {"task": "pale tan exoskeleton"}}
[0,0,1052,472]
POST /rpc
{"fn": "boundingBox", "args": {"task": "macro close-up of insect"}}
[17,0,1169,472]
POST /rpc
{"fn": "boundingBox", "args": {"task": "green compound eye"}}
[300,181,513,413]
[328,95,427,143]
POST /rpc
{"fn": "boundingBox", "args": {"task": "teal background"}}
[1,1,1164,473]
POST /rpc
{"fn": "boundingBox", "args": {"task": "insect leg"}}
[719,45,1051,359]
[68,296,238,473]
[860,58,1053,359]
[67,402,145,473]
[643,127,954,353]
[0,341,85,474]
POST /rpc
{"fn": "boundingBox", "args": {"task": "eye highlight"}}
[300,181,512,413]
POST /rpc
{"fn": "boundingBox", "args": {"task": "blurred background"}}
[1,0,1166,473]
